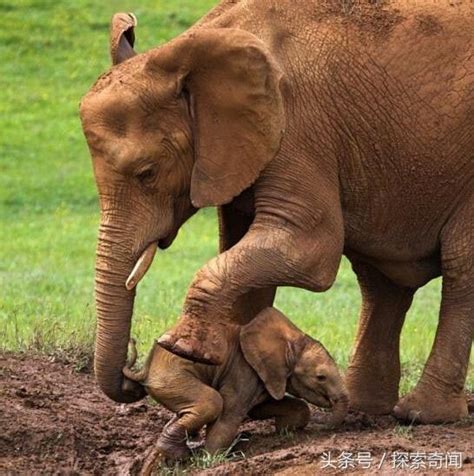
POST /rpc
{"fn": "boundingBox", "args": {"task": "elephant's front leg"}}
[249,396,310,432]
[346,260,415,414]
[218,201,276,325]
[204,413,245,455]
[158,220,343,364]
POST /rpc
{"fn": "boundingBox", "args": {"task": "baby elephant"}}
[124,307,348,461]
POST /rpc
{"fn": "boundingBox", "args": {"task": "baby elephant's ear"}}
[240,308,305,400]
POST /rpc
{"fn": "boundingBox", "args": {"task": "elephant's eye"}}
[316,374,327,382]
[136,168,156,184]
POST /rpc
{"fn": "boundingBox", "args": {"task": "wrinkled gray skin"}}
[123,308,348,459]
[80,0,473,424]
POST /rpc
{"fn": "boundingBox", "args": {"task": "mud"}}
[1,353,472,475]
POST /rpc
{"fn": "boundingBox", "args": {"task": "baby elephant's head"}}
[240,308,348,427]
[288,339,348,427]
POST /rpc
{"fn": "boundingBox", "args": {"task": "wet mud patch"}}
[0,353,472,474]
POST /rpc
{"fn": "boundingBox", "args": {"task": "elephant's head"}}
[79,13,285,402]
[240,308,349,427]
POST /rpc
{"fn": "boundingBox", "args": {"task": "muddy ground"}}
[0,353,472,475]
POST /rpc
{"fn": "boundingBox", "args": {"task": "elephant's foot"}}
[140,446,190,476]
[275,401,311,432]
[393,384,468,424]
[158,316,229,365]
[275,408,310,433]
[346,365,399,415]
[140,421,191,475]
[140,440,190,476]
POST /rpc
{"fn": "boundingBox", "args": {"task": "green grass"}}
[393,422,415,440]
[0,0,471,395]
[157,434,247,475]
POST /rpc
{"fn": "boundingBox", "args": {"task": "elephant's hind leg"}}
[346,260,415,415]
[142,382,223,471]
[394,214,473,423]
[249,396,311,432]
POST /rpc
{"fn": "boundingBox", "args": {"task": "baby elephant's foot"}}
[140,420,191,475]
[158,316,228,365]
[393,385,468,424]
[140,448,188,476]
[275,401,311,432]
[140,443,189,476]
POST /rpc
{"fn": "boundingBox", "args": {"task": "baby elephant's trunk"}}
[325,392,350,428]
[122,339,148,383]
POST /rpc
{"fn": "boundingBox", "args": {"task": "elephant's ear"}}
[150,28,286,208]
[239,308,306,400]
[110,12,137,65]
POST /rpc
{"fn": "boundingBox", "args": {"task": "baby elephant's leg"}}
[143,382,223,469]
[205,413,245,454]
[249,396,310,432]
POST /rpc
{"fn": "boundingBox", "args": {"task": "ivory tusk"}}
[125,242,158,290]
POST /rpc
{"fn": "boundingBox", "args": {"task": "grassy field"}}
[0,0,471,394]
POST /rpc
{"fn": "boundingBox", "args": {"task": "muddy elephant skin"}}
[80,1,473,423]
[124,308,348,459]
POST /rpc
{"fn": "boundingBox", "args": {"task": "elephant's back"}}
[145,346,212,388]
[191,1,472,111]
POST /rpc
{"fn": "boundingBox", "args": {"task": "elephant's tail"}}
[122,338,148,383]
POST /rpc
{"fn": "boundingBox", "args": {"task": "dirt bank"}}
[0,353,472,475]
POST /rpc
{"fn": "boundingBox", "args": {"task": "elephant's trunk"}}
[94,224,146,403]
[325,391,349,428]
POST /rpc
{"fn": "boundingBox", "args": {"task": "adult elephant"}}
[80,0,473,423]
